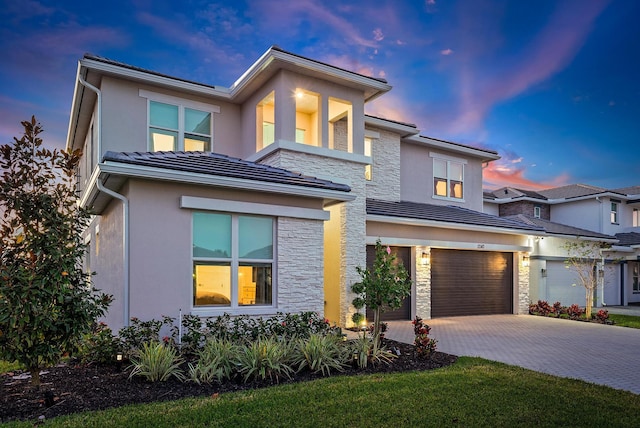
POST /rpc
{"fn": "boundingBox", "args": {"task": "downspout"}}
[620,262,626,306]
[595,196,603,233]
[96,178,130,327]
[77,75,101,169]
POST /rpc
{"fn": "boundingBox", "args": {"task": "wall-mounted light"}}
[541,268,547,278]
[421,252,430,266]
[522,254,530,267]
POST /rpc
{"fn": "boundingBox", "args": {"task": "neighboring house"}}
[485,185,640,307]
[67,46,544,331]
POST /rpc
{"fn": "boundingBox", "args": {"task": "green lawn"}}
[609,313,640,329]
[3,357,640,427]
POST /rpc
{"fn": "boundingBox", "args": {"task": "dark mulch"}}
[1,339,457,424]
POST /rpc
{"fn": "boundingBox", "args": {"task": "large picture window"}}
[433,158,464,199]
[192,212,274,308]
[148,100,212,152]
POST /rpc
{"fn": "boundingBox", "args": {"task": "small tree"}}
[0,117,111,385]
[352,240,411,339]
[563,240,609,319]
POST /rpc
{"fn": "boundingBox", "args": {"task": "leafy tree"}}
[563,240,610,319]
[0,117,111,385]
[352,240,411,339]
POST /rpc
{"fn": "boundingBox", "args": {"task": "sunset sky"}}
[1,0,638,190]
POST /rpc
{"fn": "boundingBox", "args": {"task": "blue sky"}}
[1,0,638,190]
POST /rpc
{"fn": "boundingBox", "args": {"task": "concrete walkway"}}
[384,314,640,395]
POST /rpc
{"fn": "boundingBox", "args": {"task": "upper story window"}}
[364,137,373,181]
[192,212,274,308]
[295,90,319,146]
[432,156,464,200]
[633,208,639,227]
[610,201,619,224]
[328,97,352,152]
[140,89,218,152]
[534,206,541,219]
[255,89,353,153]
[149,101,211,151]
[257,91,275,148]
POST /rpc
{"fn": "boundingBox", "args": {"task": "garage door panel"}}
[431,249,512,318]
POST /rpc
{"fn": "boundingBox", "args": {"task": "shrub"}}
[202,312,339,344]
[0,117,112,385]
[349,335,396,369]
[188,338,238,384]
[77,323,120,365]
[594,309,609,323]
[567,304,585,320]
[292,333,347,376]
[412,317,437,358]
[128,342,185,382]
[530,300,553,316]
[552,301,564,316]
[118,316,174,358]
[234,336,294,383]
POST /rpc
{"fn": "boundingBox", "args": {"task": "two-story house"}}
[67,46,544,331]
[485,184,640,307]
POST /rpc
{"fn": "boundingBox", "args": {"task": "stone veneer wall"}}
[365,129,401,202]
[517,252,530,314]
[414,246,431,319]
[260,149,366,327]
[276,217,325,314]
[499,201,550,220]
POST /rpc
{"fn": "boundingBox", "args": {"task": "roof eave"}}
[403,135,500,162]
[229,47,392,103]
[80,57,231,98]
[367,214,544,236]
[83,162,354,213]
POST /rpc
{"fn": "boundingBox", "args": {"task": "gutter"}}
[96,178,130,327]
[367,214,545,237]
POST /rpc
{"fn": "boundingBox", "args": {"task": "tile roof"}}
[102,151,351,192]
[612,186,640,196]
[488,187,547,200]
[537,184,608,199]
[615,232,640,246]
[505,215,616,240]
[366,199,544,232]
[84,54,218,89]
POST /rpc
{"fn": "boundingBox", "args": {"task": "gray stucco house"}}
[67,46,543,331]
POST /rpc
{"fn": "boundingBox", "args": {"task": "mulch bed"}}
[1,339,457,423]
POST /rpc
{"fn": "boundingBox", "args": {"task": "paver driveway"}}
[384,314,640,395]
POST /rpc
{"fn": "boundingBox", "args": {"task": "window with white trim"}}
[610,202,619,224]
[633,263,640,293]
[149,101,212,152]
[192,212,274,308]
[534,206,541,219]
[633,208,639,227]
[433,158,464,199]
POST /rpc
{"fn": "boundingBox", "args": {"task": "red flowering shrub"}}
[412,316,437,358]
[567,304,585,320]
[595,309,609,323]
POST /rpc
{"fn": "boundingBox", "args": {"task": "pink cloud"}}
[440,48,454,55]
[483,161,570,190]
[447,0,609,134]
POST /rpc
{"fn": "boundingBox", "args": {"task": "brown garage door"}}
[431,249,513,318]
[365,246,411,321]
